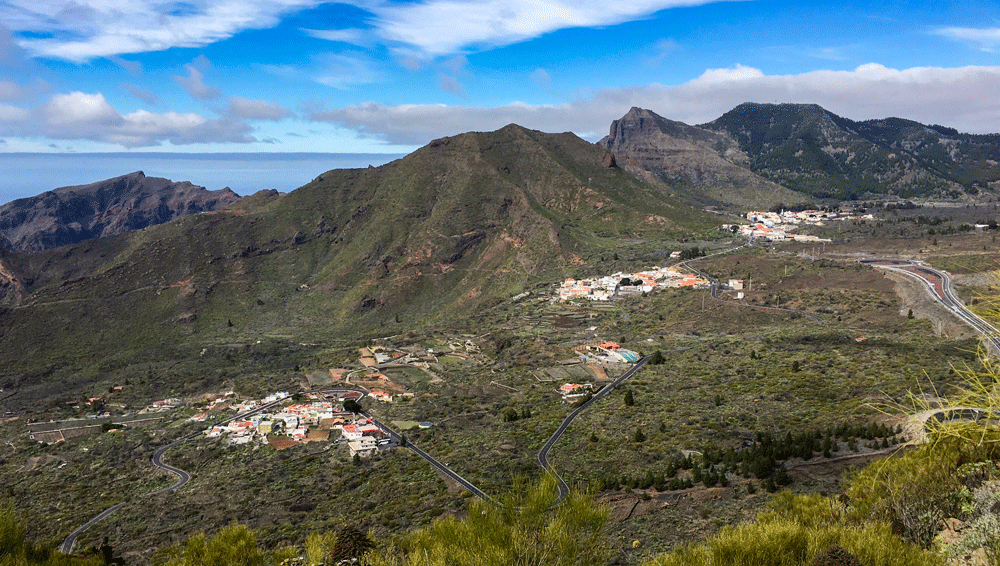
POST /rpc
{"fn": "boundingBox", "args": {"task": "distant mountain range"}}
[2,104,1000,389]
[0,171,241,252]
[0,125,714,385]
[602,103,1000,205]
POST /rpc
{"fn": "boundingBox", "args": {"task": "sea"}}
[0,153,406,205]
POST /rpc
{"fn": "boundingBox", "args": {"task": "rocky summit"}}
[0,171,241,252]
[599,107,803,211]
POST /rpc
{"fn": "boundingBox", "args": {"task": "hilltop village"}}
[557,267,710,302]
[555,209,872,303]
[725,209,873,242]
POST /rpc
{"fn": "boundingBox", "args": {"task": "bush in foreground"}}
[366,474,610,566]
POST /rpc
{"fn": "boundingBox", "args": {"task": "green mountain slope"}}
[0,125,712,383]
[700,102,1000,200]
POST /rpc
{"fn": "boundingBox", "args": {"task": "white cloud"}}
[227,97,294,120]
[372,0,738,57]
[109,55,142,75]
[300,28,371,46]
[40,91,121,125]
[309,63,1000,145]
[313,53,382,89]
[933,26,1000,52]
[438,75,464,95]
[4,0,325,61]
[0,104,30,122]
[2,0,742,63]
[530,68,551,90]
[122,83,158,105]
[691,63,766,84]
[174,64,221,100]
[0,91,255,147]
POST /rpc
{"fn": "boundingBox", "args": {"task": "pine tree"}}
[624,389,634,407]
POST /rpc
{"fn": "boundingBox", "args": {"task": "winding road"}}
[537,355,651,499]
[862,258,1000,355]
[60,388,366,554]
[364,413,492,501]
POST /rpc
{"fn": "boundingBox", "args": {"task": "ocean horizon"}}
[0,152,407,205]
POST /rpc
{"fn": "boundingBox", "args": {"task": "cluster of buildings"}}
[746,209,873,226]
[559,383,595,402]
[729,223,832,243]
[575,342,642,364]
[197,390,389,455]
[557,267,709,302]
[728,209,875,243]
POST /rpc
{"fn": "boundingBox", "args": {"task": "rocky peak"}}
[0,173,242,252]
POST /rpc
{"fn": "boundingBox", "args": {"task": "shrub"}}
[0,501,103,566]
[810,544,861,566]
[367,475,610,566]
[643,518,942,566]
[844,441,966,546]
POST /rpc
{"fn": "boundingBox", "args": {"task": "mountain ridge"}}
[601,103,1000,207]
[700,102,1000,199]
[0,171,242,252]
[599,107,806,210]
[0,124,713,383]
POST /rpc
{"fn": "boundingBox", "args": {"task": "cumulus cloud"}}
[0,91,255,147]
[227,97,294,120]
[3,0,324,61]
[0,104,31,122]
[933,26,1000,52]
[174,64,221,100]
[122,83,158,105]
[309,63,1000,145]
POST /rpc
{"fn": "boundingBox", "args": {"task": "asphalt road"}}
[366,355,654,505]
[60,387,367,554]
[537,355,651,500]
[364,412,492,501]
[862,258,1000,355]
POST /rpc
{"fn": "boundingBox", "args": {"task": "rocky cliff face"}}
[599,107,807,210]
[0,172,241,251]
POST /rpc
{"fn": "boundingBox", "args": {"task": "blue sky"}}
[1,0,999,154]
